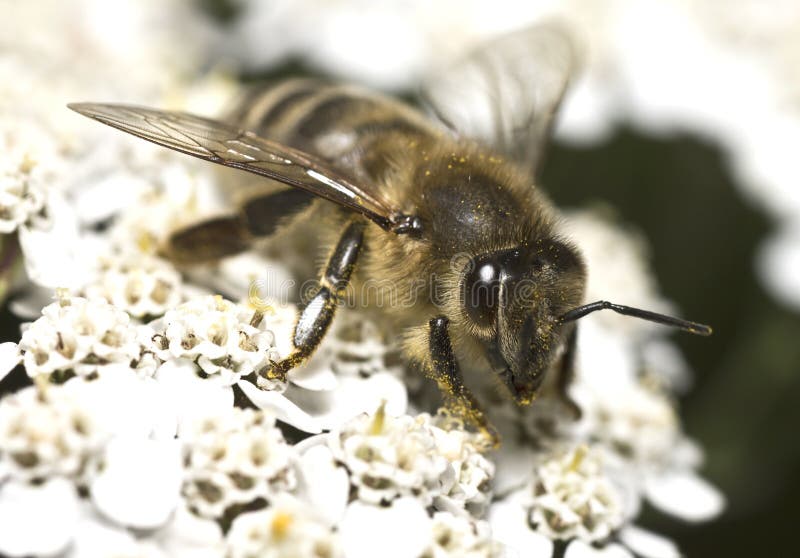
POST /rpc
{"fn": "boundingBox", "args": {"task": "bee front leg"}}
[428,316,500,448]
[261,220,365,382]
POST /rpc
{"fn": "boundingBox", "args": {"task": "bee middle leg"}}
[164,189,314,263]
[428,316,500,448]
[261,219,365,382]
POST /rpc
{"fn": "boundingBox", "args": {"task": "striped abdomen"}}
[228,79,442,184]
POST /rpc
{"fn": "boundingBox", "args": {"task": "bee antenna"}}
[559,300,712,336]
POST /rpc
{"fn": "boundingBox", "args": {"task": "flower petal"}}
[91,438,183,529]
[68,505,146,558]
[645,470,725,522]
[289,358,338,391]
[155,360,234,436]
[340,498,431,558]
[488,499,553,557]
[237,379,321,433]
[67,374,168,439]
[619,525,681,558]
[298,445,349,526]
[0,342,20,382]
[154,503,225,558]
[285,372,407,431]
[491,438,537,495]
[566,540,633,558]
[0,478,80,557]
[17,194,83,289]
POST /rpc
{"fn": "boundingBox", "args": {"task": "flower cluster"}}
[328,408,453,506]
[226,494,341,558]
[182,408,297,519]
[0,155,47,235]
[17,294,145,381]
[148,295,280,386]
[82,253,183,320]
[0,384,104,483]
[423,512,498,558]
[522,445,624,541]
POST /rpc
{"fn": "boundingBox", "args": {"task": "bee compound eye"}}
[462,259,500,328]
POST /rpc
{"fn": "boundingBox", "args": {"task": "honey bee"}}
[69,24,710,445]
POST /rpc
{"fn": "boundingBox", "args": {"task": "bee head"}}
[459,238,586,404]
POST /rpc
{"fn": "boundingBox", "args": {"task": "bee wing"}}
[419,23,577,176]
[68,103,405,231]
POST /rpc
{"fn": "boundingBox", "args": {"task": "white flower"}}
[0,383,105,482]
[325,313,402,378]
[589,381,680,468]
[328,406,452,506]
[0,157,47,234]
[296,443,350,527]
[148,295,280,385]
[523,445,625,542]
[427,420,495,518]
[582,369,725,523]
[18,294,144,380]
[280,310,408,429]
[90,437,183,530]
[0,478,81,558]
[182,408,297,520]
[0,121,61,234]
[340,497,432,558]
[103,161,222,258]
[0,342,19,383]
[83,253,183,320]
[422,512,499,558]
[226,493,342,558]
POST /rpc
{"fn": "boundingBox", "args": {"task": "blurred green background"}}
[543,129,800,554]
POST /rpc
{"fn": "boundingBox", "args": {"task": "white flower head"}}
[0,383,104,483]
[590,380,681,469]
[427,416,495,518]
[329,406,448,506]
[18,294,144,381]
[148,295,280,386]
[326,313,402,378]
[423,512,500,558]
[182,407,297,520]
[0,122,58,234]
[105,161,222,258]
[524,444,625,542]
[83,253,184,320]
[328,405,492,510]
[226,493,342,558]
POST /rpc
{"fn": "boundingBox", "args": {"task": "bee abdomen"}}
[233,79,438,180]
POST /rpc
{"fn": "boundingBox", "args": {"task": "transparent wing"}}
[68,103,405,231]
[419,23,577,176]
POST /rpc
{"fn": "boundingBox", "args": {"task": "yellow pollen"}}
[213,294,227,311]
[568,444,589,472]
[19,154,36,174]
[248,283,274,315]
[136,232,154,254]
[270,511,293,540]
[369,399,387,435]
